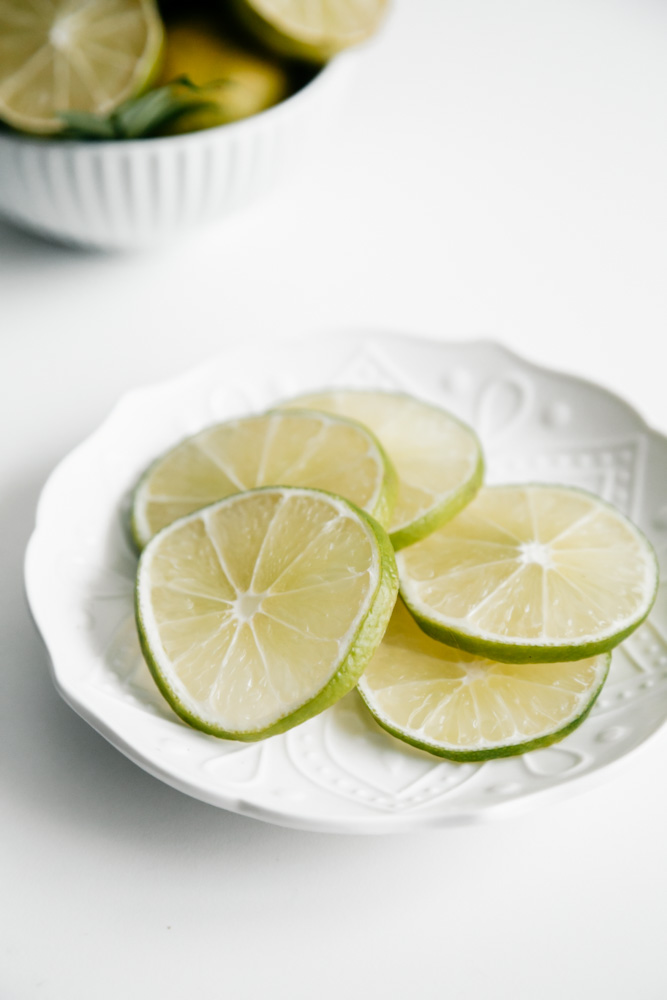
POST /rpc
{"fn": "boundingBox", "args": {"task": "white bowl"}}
[0,55,353,250]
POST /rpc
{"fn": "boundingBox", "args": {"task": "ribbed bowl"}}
[0,55,352,250]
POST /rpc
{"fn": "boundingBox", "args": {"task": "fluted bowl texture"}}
[0,55,351,251]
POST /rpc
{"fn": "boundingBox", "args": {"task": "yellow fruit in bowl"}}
[157,20,291,134]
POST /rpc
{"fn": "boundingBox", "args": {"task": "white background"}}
[2,0,667,997]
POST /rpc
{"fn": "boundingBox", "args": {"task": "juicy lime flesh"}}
[137,489,388,736]
[0,0,163,133]
[398,485,658,658]
[132,410,395,548]
[281,390,483,546]
[359,600,610,758]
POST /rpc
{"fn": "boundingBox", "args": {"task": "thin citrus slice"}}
[398,484,659,663]
[131,409,397,549]
[281,390,484,549]
[0,0,164,134]
[232,0,389,63]
[136,487,398,740]
[358,599,610,760]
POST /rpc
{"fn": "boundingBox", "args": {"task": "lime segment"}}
[398,484,659,663]
[359,600,611,760]
[136,487,398,740]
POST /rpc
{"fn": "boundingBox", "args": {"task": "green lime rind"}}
[403,593,657,664]
[130,452,166,552]
[358,652,611,761]
[389,442,484,551]
[135,486,399,741]
[129,407,399,552]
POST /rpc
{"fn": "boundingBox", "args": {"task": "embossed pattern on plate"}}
[25,335,667,832]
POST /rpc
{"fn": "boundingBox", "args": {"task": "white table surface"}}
[2,1,667,997]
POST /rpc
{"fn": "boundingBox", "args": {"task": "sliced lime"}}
[136,487,398,739]
[232,0,389,63]
[359,599,610,760]
[398,484,659,663]
[280,390,484,549]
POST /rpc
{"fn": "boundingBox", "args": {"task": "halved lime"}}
[232,0,389,63]
[136,487,398,740]
[280,390,484,550]
[398,484,659,663]
[131,409,397,549]
[359,599,610,761]
[0,0,164,134]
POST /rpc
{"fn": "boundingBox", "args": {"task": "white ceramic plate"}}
[25,334,667,833]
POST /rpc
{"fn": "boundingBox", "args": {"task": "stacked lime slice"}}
[358,599,611,760]
[132,388,658,758]
[137,487,397,740]
[281,390,484,549]
[133,407,399,738]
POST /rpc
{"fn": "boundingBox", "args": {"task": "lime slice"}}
[131,409,397,549]
[358,599,610,760]
[136,487,398,740]
[398,484,659,663]
[158,19,290,134]
[0,0,164,135]
[281,390,484,550]
[232,0,389,62]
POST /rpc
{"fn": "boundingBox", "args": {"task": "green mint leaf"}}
[58,110,118,139]
[56,79,218,140]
